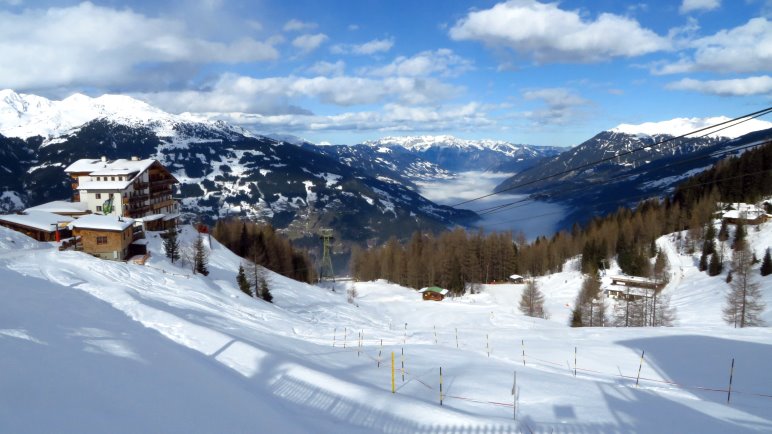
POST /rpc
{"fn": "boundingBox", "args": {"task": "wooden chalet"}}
[719,203,769,225]
[418,286,449,301]
[25,200,90,218]
[604,288,651,302]
[0,211,73,242]
[509,274,525,284]
[69,214,138,261]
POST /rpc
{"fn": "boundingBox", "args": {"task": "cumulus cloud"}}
[306,60,346,76]
[448,0,669,63]
[331,38,394,55]
[138,73,462,114]
[0,2,279,90]
[655,17,772,74]
[196,102,493,133]
[666,75,772,96]
[283,19,317,32]
[522,88,591,125]
[363,49,473,77]
[680,0,721,14]
[292,33,328,53]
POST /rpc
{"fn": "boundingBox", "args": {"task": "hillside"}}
[1,216,771,432]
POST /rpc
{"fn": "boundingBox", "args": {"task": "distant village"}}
[0,156,179,262]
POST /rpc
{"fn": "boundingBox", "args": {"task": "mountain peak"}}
[610,116,772,140]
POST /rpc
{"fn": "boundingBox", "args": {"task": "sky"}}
[0,0,770,146]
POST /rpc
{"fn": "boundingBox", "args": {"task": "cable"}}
[451,106,772,207]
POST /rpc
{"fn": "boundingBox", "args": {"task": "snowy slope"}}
[1,221,772,433]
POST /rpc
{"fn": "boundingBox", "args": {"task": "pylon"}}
[319,228,335,290]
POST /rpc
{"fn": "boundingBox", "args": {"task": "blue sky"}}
[1,0,770,146]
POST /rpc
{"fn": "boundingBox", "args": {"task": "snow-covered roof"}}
[136,214,165,222]
[69,214,134,231]
[65,158,155,175]
[162,213,180,221]
[77,180,132,190]
[723,210,766,220]
[509,274,524,280]
[0,211,73,232]
[25,200,89,215]
[609,275,657,284]
[418,287,449,295]
[131,239,149,245]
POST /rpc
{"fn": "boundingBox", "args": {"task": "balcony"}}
[151,199,176,211]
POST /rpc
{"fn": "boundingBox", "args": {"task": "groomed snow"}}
[0,222,770,433]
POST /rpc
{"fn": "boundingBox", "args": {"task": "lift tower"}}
[319,228,335,290]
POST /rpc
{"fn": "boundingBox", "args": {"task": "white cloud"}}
[306,60,345,76]
[680,0,721,14]
[0,2,279,90]
[655,17,772,74]
[522,88,591,125]
[666,75,772,96]
[139,73,462,113]
[363,49,473,77]
[292,33,328,53]
[347,24,360,31]
[283,19,317,32]
[449,0,669,63]
[331,38,394,55]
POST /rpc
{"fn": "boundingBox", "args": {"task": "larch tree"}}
[519,278,548,319]
[723,241,765,327]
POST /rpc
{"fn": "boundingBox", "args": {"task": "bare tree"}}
[519,278,548,319]
[723,241,765,327]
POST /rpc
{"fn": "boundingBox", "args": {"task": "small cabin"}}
[604,288,650,302]
[508,274,525,284]
[418,286,449,301]
[0,211,73,242]
[719,203,769,225]
[69,214,137,261]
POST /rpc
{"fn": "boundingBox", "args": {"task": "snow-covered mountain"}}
[495,124,772,228]
[0,90,476,242]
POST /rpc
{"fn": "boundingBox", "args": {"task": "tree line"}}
[212,219,316,283]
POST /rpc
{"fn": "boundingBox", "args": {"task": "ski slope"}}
[1,224,771,433]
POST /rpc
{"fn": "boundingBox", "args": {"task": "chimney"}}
[100,156,107,163]
[131,156,139,161]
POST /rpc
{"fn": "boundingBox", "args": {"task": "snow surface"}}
[0,222,771,433]
[611,116,772,139]
[0,210,72,231]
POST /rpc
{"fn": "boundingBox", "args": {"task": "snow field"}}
[0,223,771,433]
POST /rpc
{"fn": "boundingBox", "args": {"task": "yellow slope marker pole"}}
[439,367,444,406]
[391,351,395,393]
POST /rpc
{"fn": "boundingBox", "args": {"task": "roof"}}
[509,274,524,280]
[418,286,449,295]
[0,211,73,232]
[65,158,155,175]
[69,214,134,231]
[136,214,165,222]
[131,239,149,245]
[25,200,89,214]
[723,210,765,220]
[609,275,657,284]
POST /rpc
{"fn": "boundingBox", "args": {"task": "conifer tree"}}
[193,232,209,276]
[733,220,746,249]
[163,223,180,263]
[723,241,765,327]
[761,248,772,277]
[519,278,548,319]
[237,265,253,297]
[698,251,708,272]
[718,220,729,242]
[708,253,723,276]
[260,273,273,303]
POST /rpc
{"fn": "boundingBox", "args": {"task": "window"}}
[95,193,101,199]
[96,236,108,245]
[96,206,102,212]
[111,177,115,181]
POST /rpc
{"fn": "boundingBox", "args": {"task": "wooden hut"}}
[418,286,449,301]
[69,214,137,261]
[508,274,525,284]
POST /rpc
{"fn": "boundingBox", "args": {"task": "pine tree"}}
[698,251,708,272]
[259,273,273,303]
[708,253,723,276]
[723,242,765,327]
[761,248,772,276]
[519,279,548,319]
[733,220,746,249]
[193,232,209,276]
[718,220,729,242]
[237,265,253,297]
[163,223,180,263]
